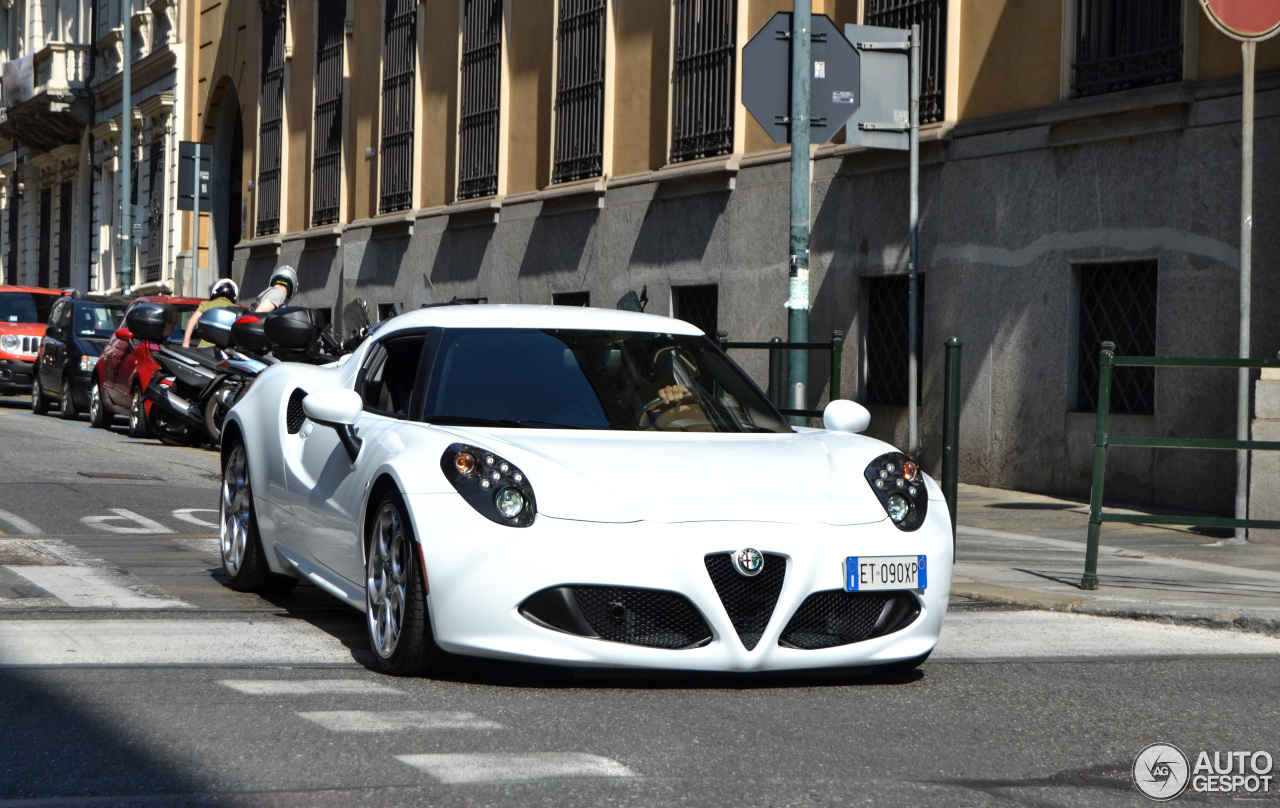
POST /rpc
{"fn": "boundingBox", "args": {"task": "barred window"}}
[313,0,345,226]
[672,284,718,337]
[865,0,947,124]
[37,187,50,288]
[1072,0,1181,97]
[380,0,416,214]
[864,275,924,406]
[459,0,502,201]
[1077,261,1157,415]
[144,137,164,283]
[256,0,286,236]
[6,189,18,286]
[57,180,73,287]
[553,0,606,184]
[552,291,590,307]
[671,0,736,163]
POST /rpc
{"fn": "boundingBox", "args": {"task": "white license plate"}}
[845,555,926,591]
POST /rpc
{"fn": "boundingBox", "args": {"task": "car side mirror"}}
[302,389,363,462]
[823,399,871,434]
[45,324,62,340]
[114,327,133,342]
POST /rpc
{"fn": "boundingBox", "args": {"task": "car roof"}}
[131,295,203,306]
[0,285,64,295]
[377,304,704,337]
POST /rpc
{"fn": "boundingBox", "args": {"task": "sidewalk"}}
[949,483,1280,635]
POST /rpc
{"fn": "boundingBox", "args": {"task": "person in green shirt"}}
[182,279,240,348]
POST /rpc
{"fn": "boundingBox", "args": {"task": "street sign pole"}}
[191,142,201,297]
[907,24,920,454]
[120,0,133,296]
[787,0,812,425]
[1235,37,1254,542]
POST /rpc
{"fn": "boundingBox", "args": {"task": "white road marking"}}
[181,538,222,557]
[0,509,42,535]
[219,680,398,696]
[80,509,173,534]
[0,620,356,666]
[171,508,219,529]
[934,611,1280,660]
[299,711,504,732]
[2,567,189,609]
[397,753,636,784]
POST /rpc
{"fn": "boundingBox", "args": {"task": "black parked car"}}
[33,294,130,419]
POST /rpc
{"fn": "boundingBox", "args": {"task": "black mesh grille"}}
[865,274,925,406]
[1077,261,1157,414]
[286,389,307,434]
[572,587,711,649]
[779,591,921,650]
[704,553,786,651]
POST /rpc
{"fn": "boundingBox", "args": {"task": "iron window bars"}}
[37,188,50,288]
[672,284,719,338]
[6,175,18,286]
[671,0,736,163]
[313,0,345,226]
[144,138,164,283]
[380,0,417,214]
[1077,261,1157,415]
[1072,0,1181,97]
[864,274,925,407]
[553,0,606,184]
[865,0,947,124]
[458,0,502,200]
[58,180,73,287]
[256,0,286,236]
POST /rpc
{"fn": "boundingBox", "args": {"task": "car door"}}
[99,302,138,409]
[38,300,70,394]
[284,332,434,586]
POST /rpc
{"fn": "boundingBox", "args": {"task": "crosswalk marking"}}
[219,680,399,696]
[299,710,504,732]
[172,508,219,529]
[397,752,636,784]
[3,566,189,609]
[80,508,173,534]
[0,509,41,535]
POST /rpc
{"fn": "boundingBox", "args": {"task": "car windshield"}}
[75,302,128,337]
[0,292,58,324]
[422,328,791,433]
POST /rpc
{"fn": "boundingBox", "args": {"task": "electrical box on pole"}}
[177,142,211,211]
[844,24,911,151]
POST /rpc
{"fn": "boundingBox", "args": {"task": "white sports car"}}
[219,304,952,676]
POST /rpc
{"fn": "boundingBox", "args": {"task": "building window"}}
[7,184,19,286]
[552,291,590,307]
[670,0,736,163]
[672,283,718,337]
[313,0,345,226]
[1077,261,1157,415]
[553,0,606,184]
[864,275,924,406]
[57,180,73,288]
[37,187,50,288]
[256,0,287,236]
[379,0,416,214]
[1072,0,1181,97]
[865,0,947,124]
[144,138,164,283]
[458,0,502,201]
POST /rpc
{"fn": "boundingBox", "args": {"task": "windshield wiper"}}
[426,415,584,430]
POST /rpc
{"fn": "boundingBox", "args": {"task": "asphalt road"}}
[1,395,1278,807]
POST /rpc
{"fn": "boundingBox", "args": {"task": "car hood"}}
[432,427,917,525]
[0,323,46,337]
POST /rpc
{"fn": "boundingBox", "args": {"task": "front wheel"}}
[128,386,149,438]
[366,495,444,677]
[219,439,297,593]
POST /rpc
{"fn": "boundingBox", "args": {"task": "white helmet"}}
[269,265,298,302]
[211,278,239,302]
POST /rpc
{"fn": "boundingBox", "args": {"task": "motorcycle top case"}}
[264,306,322,350]
[230,315,270,354]
[196,305,248,348]
[125,303,176,342]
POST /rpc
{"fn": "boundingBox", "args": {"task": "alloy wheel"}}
[367,504,409,659]
[220,444,252,578]
[89,383,102,425]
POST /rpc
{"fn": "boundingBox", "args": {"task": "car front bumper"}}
[406,492,953,672]
[0,358,36,395]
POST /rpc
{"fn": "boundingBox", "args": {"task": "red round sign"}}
[1202,0,1280,40]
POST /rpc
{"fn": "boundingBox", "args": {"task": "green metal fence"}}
[716,330,843,419]
[1081,340,1280,590]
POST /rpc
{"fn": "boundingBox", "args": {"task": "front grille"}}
[779,590,921,650]
[704,552,786,650]
[572,586,711,649]
[286,388,307,433]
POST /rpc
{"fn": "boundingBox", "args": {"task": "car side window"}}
[357,334,430,418]
[51,301,70,330]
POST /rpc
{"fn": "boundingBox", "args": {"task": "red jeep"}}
[0,286,65,397]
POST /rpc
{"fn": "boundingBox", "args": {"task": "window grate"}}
[553,0,606,184]
[37,188,50,289]
[5,191,16,286]
[864,275,924,406]
[672,284,718,337]
[866,0,947,124]
[1072,0,1181,97]
[379,0,416,214]
[458,0,502,200]
[144,137,164,283]
[58,180,73,288]
[256,0,286,236]
[313,0,345,226]
[552,291,590,307]
[1077,261,1157,415]
[671,0,736,163]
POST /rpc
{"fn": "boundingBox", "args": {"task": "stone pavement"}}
[949,483,1280,635]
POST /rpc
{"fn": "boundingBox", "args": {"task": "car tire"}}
[366,494,445,677]
[31,378,49,415]
[219,439,298,594]
[59,375,78,420]
[128,386,150,439]
[89,381,114,429]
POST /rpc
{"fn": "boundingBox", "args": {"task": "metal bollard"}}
[830,330,844,401]
[1080,340,1116,591]
[942,337,962,546]
[768,337,785,408]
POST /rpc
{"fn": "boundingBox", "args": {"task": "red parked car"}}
[0,285,65,398]
[91,295,202,436]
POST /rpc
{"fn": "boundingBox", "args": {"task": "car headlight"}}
[0,334,18,353]
[863,452,928,531]
[80,355,98,371]
[440,443,536,527]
